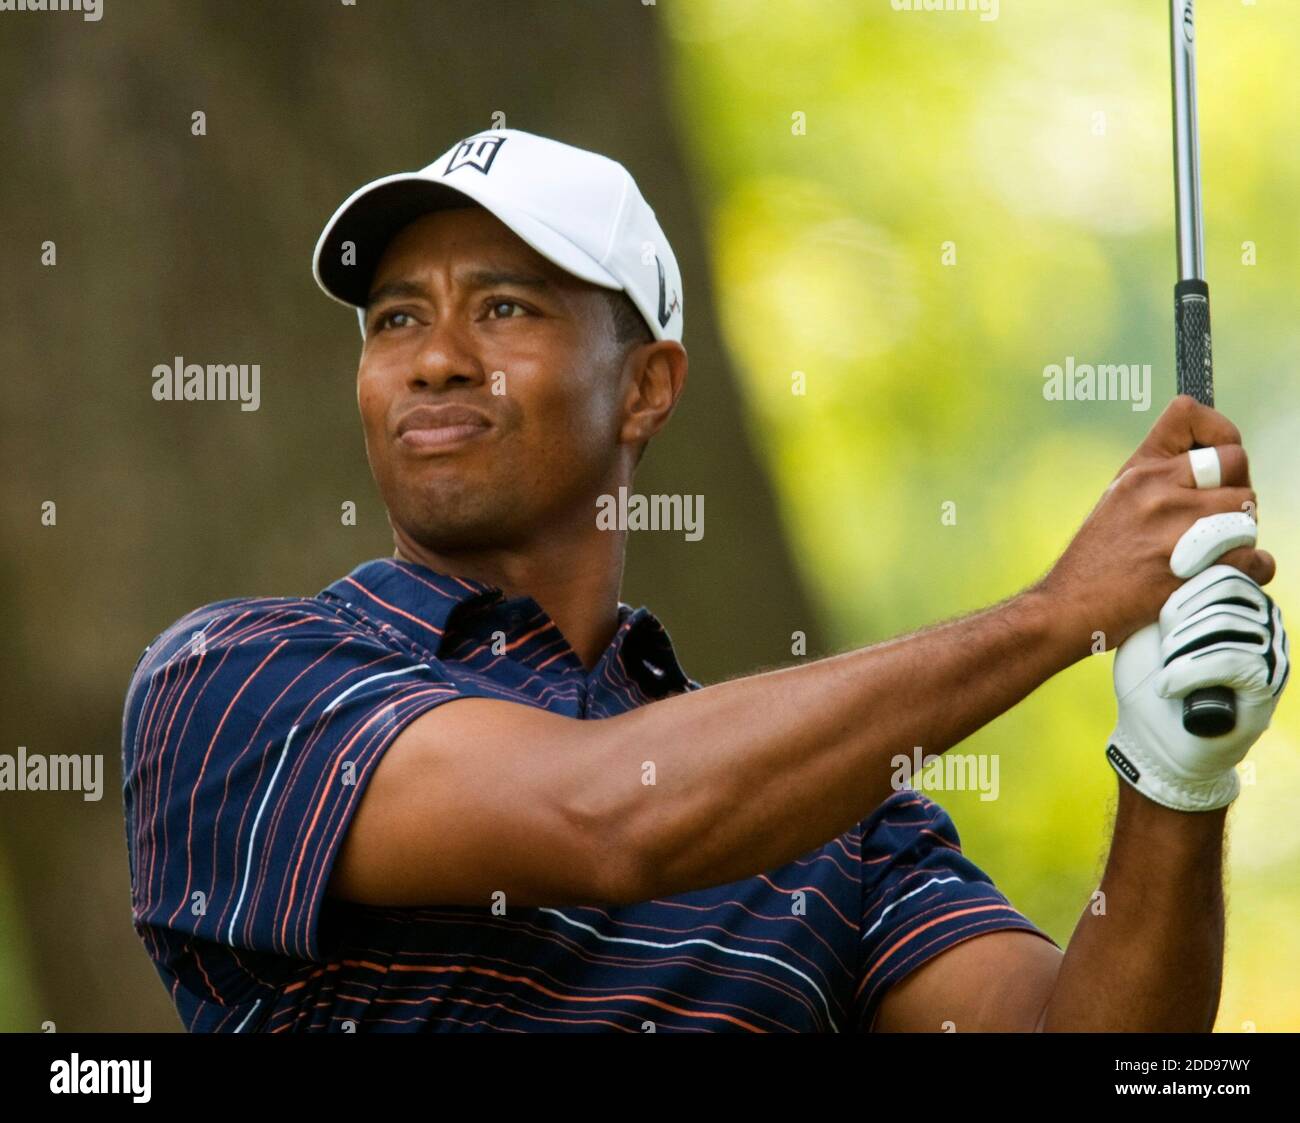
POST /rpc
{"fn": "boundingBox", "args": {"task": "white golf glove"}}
[1106,564,1290,811]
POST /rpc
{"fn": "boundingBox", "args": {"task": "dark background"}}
[0,0,813,1031]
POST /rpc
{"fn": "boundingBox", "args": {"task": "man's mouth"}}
[395,404,493,451]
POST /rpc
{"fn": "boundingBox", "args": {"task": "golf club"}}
[1170,0,1236,736]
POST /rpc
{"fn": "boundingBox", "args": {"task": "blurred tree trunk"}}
[0,0,815,1030]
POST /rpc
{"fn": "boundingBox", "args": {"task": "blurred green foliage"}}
[663,0,1300,1030]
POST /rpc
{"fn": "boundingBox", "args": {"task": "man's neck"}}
[393,530,626,673]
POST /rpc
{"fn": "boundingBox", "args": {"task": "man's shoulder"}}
[121,591,386,728]
[856,790,965,867]
[130,594,334,676]
[801,790,963,876]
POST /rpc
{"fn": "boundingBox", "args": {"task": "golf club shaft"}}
[1170,0,1236,736]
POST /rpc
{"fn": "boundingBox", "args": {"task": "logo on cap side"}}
[655,255,681,328]
[445,134,508,176]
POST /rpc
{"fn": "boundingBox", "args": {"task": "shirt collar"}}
[319,557,692,697]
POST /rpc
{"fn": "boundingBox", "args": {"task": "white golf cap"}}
[312,127,684,343]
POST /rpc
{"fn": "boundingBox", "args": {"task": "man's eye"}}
[486,298,527,319]
[374,310,413,332]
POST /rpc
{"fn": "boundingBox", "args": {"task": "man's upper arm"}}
[122,595,638,1011]
[123,598,524,971]
[853,791,1063,1032]
[326,695,635,908]
[870,928,1063,1032]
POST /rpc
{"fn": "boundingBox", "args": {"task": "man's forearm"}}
[597,586,1086,900]
[1040,778,1227,1031]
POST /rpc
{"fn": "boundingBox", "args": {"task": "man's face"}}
[357,205,633,554]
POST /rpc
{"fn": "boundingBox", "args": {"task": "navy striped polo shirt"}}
[121,557,1057,1032]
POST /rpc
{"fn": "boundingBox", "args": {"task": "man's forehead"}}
[372,206,559,285]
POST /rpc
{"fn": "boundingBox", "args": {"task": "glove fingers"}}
[1156,647,1273,700]
[1267,602,1291,697]
[1169,513,1258,580]
[1161,605,1270,665]
[1159,566,1269,631]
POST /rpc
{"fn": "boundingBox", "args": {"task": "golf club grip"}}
[1174,278,1237,737]
[1175,279,1213,405]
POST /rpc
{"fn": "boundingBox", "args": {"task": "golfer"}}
[121,128,1288,1033]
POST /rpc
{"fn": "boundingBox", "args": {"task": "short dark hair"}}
[604,289,654,350]
[601,289,656,467]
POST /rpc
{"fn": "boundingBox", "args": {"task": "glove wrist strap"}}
[1105,729,1240,812]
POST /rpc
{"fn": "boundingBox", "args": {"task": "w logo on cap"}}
[445,134,507,176]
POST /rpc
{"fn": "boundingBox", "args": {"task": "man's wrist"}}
[1114,767,1230,844]
[1012,584,1093,674]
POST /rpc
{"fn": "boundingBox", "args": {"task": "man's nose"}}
[410,313,485,390]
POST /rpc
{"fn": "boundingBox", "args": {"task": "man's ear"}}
[619,340,687,452]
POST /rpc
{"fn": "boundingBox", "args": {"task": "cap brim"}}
[312,173,622,312]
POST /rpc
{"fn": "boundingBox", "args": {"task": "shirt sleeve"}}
[121,596,472,1002]
[851,790,1060,1031]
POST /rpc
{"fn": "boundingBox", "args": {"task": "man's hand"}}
[1036,395,1274,650]
[1106,564,1290,812]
